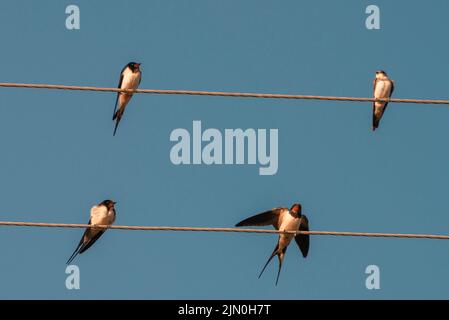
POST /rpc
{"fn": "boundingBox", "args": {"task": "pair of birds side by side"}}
[66,200,308,286]
[110,63,394,135]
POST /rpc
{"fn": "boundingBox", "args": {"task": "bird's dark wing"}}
[113,66,127,119]
[67,240,83,265]
[66,219,92,264]
[372,78,379,106]
[295,214,310,258]
[78,229,106,254]
[235,208,284,229]
[113,116,122,136]
[372,78,378,123]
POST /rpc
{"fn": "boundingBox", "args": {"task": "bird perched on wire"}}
[235,203,309,285]
[66,200,117,264]
[112,62,142,136]
[372,70,395,131]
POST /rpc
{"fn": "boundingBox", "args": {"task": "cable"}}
[0,82,448,105]
[0,220,448,240]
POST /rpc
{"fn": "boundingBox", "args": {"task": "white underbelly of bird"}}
[278,215,300,249]
[118,70,141,105]
[84,210,114,240]
[374,81,391,108]
[91,211,115,226]
[121,67,141,88]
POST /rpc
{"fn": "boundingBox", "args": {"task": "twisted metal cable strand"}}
[0,221,448,240]
[0,82,448,104]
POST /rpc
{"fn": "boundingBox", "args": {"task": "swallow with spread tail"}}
[235,203,309,285]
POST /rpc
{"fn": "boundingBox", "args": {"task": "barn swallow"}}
[372,70,395,131]
[235,203,309,285]
[66,200,117,264]
[112,62,142,136]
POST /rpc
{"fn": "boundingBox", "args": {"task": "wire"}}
[0,82,448,105]
[0,220,448,240]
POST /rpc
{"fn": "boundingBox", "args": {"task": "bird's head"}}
[128,62,141,73]
[101,199,117,210]
[290,203,302,216]
[375,70,388,78]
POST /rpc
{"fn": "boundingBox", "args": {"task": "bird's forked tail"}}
[258,243,286,285]
[112,109,124,136]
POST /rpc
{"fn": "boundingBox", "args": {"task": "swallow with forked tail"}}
[67,200,117,264]
[235,203,309,285]
[112,62,142,136]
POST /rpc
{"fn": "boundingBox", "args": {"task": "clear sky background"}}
[0,0,448,299]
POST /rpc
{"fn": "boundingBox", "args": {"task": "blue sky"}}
[0,0,448,299]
